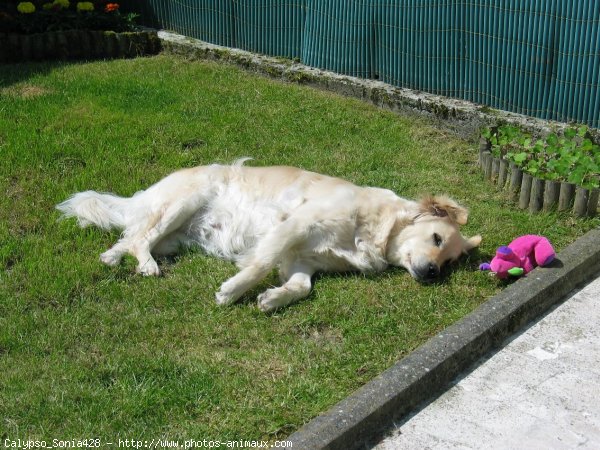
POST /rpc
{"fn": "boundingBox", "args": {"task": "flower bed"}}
[0,1,160,61]
[0,29,161,62]
[479,125,599,217]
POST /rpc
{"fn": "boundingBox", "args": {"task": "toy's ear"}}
[496,246,513,257]
[420,195,470,225]
[463,235,482,253]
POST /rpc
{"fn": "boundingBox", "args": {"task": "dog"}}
[56,159,481,312]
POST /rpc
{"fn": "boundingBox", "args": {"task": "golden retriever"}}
[57,160,481,311]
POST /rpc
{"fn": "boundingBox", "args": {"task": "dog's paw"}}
[137,260,160,277]
[215,290,236,306]
[100,250,121,267]
[257,291,281,313]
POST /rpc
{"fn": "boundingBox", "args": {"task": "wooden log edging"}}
[543,181,560,212]
[479,149,599,217]
[558,182,576,212]
[519,173,533,210]
[0,30,161,63]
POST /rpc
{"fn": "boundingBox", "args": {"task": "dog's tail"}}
[56,191,130,230]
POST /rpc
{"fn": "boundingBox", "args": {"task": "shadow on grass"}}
[238,251,486,314]
[0,60,74,88]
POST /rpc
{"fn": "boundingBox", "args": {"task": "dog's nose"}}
[426,263,440,279]
[417,263,440,281]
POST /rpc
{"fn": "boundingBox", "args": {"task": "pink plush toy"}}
[479,235,555,279]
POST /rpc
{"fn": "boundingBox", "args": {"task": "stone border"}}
[286,228,600,449]
[154,31,600,448]
[157,30,599,142]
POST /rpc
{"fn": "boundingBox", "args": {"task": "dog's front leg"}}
[215,263,271,306]
[257,262,314,312]
[215,209,319,307]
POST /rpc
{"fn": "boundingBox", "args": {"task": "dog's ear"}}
[462,234,482,253]
[420,195,469,225]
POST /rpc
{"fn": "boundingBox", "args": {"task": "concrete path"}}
[373,274,600,450]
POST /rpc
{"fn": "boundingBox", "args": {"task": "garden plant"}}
[1,0,137,33]
[482,125,600,190]
[481,124,599,216]
[0,1,159,62]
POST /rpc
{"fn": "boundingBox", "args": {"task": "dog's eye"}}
[433,233,443,247]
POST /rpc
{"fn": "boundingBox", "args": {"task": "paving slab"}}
[373,274,600,450]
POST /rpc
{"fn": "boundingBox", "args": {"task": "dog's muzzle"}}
[414,263,440,282]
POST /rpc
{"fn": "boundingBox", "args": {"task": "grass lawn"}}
[1,54,598,442]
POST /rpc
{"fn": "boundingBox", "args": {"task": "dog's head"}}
[386,195,481,282]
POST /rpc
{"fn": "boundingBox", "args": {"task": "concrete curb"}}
[157,30,599,142]
[286,228,600,450]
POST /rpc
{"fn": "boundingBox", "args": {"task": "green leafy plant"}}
[483,125,528,161]
[482,124,600,189]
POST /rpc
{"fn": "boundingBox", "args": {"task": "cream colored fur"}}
[57,160,481,312]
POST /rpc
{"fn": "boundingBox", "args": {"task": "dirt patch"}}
[295,324,344,348]
[1,84,53,99]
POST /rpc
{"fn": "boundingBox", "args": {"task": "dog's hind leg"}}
[257,261,314,312]
[119,201,198,276]
[100,239,129,267]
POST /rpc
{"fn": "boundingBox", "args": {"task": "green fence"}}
[133,0,600,128]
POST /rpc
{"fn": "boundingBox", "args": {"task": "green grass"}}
[0,54,597,441]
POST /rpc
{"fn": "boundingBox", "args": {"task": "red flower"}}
[105,3,119,12]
